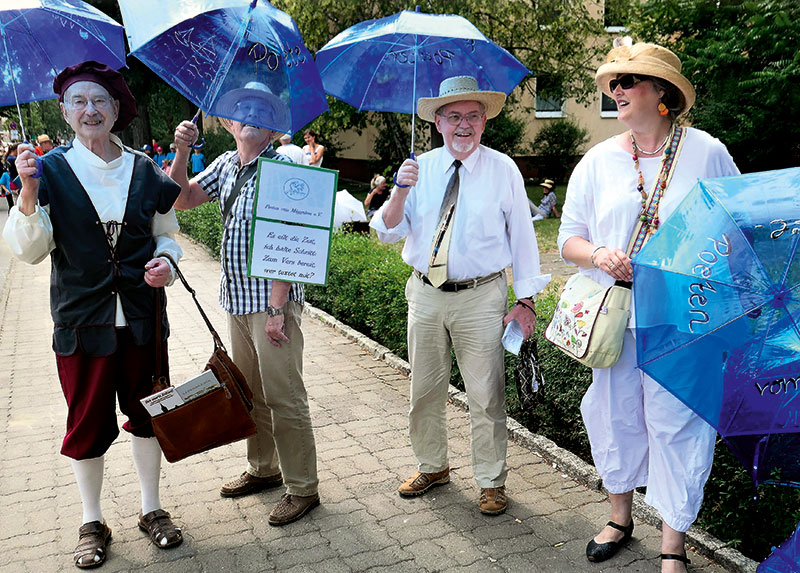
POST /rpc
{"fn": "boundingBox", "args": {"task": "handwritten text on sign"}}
[249,159,337,286]
[250,222,329,284]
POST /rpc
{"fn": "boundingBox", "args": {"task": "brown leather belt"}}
[414,269,502,292]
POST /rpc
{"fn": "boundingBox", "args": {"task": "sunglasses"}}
[608,74,645,92]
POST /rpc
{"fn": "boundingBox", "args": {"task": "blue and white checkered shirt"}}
[195,143,304,315]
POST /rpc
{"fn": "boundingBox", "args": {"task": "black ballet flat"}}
[586,520,634,562]
[661,553,691,568]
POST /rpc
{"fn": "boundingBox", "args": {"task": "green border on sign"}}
[247,157,338,286]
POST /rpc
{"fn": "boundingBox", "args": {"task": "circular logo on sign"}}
[283,178,309,201]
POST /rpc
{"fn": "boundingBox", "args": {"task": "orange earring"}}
[658,102,669,116]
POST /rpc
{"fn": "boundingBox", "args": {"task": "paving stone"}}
[0,233,753,573]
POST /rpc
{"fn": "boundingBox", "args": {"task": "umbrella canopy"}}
[758,520,800,572]
[315,7,529,153]
[632,167,800,486]
[0,0,126,138]
[119,0,327,135]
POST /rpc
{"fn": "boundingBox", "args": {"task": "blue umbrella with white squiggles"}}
[0,0,125,141]
[118,0,327,135]
[315,6,529,156]
[632,167,800,487]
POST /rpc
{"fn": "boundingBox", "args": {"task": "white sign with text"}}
[248,158,337,286]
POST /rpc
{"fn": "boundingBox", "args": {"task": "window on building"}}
[601,93,619,118]
[535,76,565,118]
[604,0,632,30]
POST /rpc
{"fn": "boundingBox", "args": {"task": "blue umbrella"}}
[1,0,126,140]
[315,6,530,155]
[632,167,800,486]
[118,0,328,135]
[759,520,800,572]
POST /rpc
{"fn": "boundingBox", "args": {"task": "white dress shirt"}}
[3,134,183,326]
[371,145,550,299]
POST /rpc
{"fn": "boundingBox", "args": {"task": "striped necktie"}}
[427,159,462,288]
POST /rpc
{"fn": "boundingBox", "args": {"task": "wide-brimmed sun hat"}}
[540,179,554,189]
[216,81,289,133]
[417,76,506,123]
[595,38,695,115]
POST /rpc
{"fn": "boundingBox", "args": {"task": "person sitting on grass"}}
[530,178,560,221]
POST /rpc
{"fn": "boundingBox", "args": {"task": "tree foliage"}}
[274,0,606,163]
[531,119,589,183]
[628,0,800,172]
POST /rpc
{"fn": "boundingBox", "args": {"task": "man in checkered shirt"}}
[170,82,320,526]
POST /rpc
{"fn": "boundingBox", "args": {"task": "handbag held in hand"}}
[149,263,257,463]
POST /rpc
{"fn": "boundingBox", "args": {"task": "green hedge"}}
[178,213,798,561]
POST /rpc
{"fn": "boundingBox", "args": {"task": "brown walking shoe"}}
[268,493,320,526]
[479,486,507,515]
[220,471,283,498]
[397,468,450,497]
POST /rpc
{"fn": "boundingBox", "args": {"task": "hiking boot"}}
[479,486,507,515]
[397,468,450,497]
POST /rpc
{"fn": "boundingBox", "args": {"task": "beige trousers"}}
[227,302,318,496]
[405,273,509,488]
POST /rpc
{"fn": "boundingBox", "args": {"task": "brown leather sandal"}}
[74,521,112,569]
[138,509,183,549]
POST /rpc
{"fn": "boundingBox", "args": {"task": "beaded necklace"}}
[630,124,676,232]
[628,124,685,256]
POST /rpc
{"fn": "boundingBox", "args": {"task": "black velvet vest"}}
[38,144,180,356]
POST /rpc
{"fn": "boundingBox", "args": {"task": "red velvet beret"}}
[53,60,137,132]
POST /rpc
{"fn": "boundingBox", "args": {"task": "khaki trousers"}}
[227,302,318,496]
[406,273,509,488]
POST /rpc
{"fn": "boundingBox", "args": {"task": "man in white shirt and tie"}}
[371,76,550,515]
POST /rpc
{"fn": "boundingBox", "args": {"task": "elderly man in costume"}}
[170,81,320,526]
[371,76,550,514]
[2,61,185,569]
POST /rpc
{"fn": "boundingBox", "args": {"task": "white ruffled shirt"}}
[2,134,182,326]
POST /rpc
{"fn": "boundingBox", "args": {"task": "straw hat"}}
[417,76,506,123]
[216,81,289,133]
[37,134,51,144]
[539,179,554,189]
[595,38,695,114]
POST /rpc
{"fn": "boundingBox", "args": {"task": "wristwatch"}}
[267,305,284,317]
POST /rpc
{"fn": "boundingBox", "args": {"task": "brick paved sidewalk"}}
[0,224,743,572]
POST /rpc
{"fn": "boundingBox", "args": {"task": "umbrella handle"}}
[393,152,416,188]
[190,111,206,149]
[32,157,43,179]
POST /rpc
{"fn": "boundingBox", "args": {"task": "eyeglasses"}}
[66,96,114,111]
[438,111,484,126]
[608,74,644,92]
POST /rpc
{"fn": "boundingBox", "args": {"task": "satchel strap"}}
[152,287,169,390]
[221,146,278,225]
[161,254,227,352]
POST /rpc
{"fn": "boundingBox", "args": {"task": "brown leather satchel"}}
[150,261,257,463]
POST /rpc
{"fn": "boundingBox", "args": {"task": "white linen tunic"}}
[3,135,182,326]
[557,127,739,531]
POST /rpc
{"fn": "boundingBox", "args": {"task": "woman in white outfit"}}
[558,39,739,572]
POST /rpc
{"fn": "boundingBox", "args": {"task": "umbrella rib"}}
[33,8,122,65]
[702,181,777,290]
[204,6,254,110]
[318,38,415,75]
[357,33,415,113]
